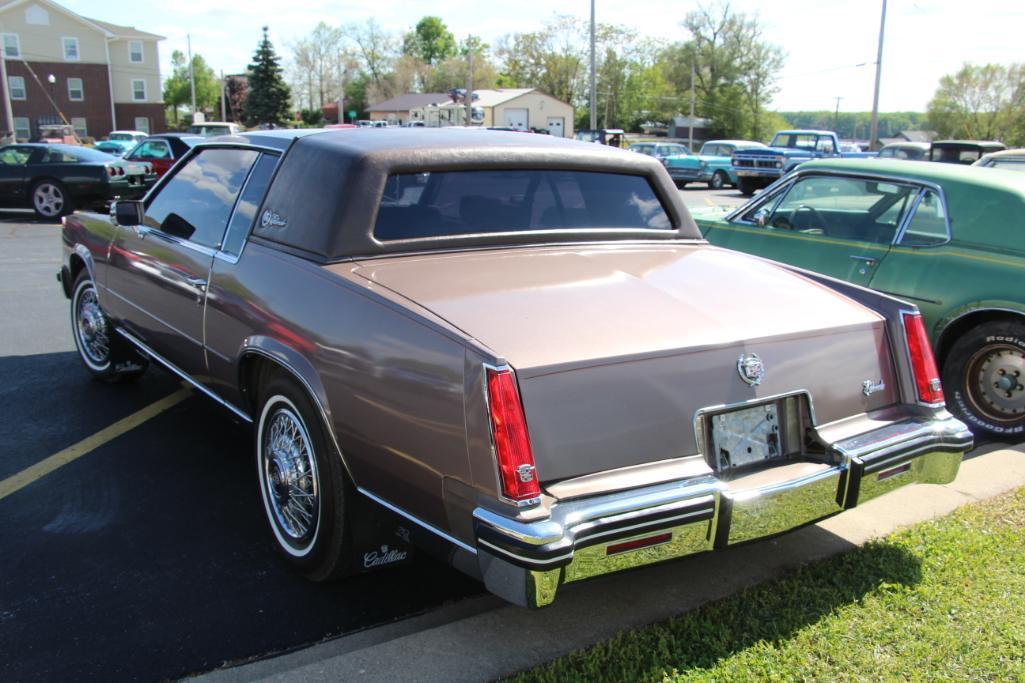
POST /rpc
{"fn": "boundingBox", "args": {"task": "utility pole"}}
[465,36,473,127]
[688,62,695,152]
[187,34,197,117]
[220,69,226,121]
[589,0,596,132]
[868,0,886,150]
[0,42,14,142]
[833,96,843,134]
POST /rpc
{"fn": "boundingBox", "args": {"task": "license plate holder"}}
[710,402,782,471]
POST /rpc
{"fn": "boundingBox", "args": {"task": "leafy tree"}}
[928,63,1025,144]
[345,19,397,90]
[163,50,219,123]
[225,75,248,123]
[403,16,457,66]
[426,35,499,92]
[243,26,292,127]
[289,22,344,110]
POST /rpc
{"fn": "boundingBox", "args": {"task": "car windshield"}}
[108,133,134,141]
[374,169,672,240]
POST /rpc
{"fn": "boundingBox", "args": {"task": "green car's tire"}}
[709,171,728,190]
[942,320,1025,440]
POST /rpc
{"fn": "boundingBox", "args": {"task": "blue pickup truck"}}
[732,130,875,195]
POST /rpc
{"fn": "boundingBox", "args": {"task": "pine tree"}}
[243,26,291,127]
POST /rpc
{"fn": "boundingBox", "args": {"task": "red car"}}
[122,133,204,177]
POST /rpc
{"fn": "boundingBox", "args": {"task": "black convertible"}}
[0,143,156,219]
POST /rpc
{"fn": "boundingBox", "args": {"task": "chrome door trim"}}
[115,327,253,423]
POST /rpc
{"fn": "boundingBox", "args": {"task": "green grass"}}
[511,488,1025,682]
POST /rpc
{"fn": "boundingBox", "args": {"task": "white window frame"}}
[62,36,79,61]
[71,117,87,139]
[8,75,26,100]
[128,40,144,64]
[131,79,147,102]
[13,116,30,141]
[67,77,83,101]
[2,33,20,59]
[134,116,150,134]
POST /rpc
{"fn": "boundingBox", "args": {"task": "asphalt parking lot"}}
[0,186,752,681]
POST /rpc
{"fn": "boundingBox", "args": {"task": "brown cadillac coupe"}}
[58,129,972,608]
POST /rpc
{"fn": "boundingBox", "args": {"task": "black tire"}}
[737,176,758,196]
[31,179,73,220]
[941,320,1025,440]
[709,171,727,190]
[256,372,354,581]
[70,271,147,382]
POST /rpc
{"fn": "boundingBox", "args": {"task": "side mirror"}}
[111,200,144,226]
[754,210,769,227]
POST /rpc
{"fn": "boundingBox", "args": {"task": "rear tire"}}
[941,320,1025,440]
[31,179,73,220]
[256,372,354,580]
[70,271,147,382]
[709,171,727,190]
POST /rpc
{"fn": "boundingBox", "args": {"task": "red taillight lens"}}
[902,311,944,404]
[486,367,540,503]
[107,166,116,177]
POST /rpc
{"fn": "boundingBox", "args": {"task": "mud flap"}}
[346,493,416,574]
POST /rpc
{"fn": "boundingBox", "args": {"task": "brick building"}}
[0,0,165,141]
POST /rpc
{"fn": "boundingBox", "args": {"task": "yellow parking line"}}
[0,386,192,501]
[705,197,714,206]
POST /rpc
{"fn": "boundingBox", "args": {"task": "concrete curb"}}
[196,443,1025,683]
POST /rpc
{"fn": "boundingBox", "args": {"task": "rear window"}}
[374,170,671,241]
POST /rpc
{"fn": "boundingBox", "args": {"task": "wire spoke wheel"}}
[965,343,1025,424]
[261,402,320,553]
[73,281,111,370]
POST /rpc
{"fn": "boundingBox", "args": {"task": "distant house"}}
[409,88,575,137]
[0,0,165,141]
[365,93,451,125]
[897,130,937,143]
[667,116,712,146]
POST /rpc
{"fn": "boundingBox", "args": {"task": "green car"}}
[664,139,766,189]
[693,158,1025,439]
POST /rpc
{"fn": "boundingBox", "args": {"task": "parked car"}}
[973,148,1025,173]
[93,141,127,157]
[122,133,204,177]
[324,123,357,129]
[187,121,243,137]
[101,130,148,155]
[575,128,626,147]
[732,130,875,196]
[628,141,689,163]
[663,140,766,189]
[928,140,1006,165]
[693,157,1025,439]
[0,143,154,218]
[877,142,931,160]
[58,130,971,608]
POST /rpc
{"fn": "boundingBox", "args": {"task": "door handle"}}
[849,255,878,268]
[184,276,207,290]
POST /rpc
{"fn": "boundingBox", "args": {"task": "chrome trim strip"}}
[357,487,477,555]
[573,506,714,545]
[115,328,252,422]
[477,538,572,566]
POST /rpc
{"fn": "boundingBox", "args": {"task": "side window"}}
[144,149,259,249]
[220,153,279,256]
[134,141,170,159]
[900,190,949,247]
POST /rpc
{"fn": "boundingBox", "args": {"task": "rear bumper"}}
[473,413,971,608]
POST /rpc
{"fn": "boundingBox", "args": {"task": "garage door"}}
[504,108,528,131]
[547,117,564,137]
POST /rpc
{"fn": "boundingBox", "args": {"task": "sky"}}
[62,0,1023,113]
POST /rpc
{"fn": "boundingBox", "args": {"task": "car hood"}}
[739,147,813,157]
[349,243,880,377]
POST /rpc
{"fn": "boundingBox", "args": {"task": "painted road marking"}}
[0,386,192,502]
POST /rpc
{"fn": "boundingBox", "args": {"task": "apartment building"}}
[0,0,165,141]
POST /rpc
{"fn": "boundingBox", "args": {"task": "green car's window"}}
[755,175,916,244]
[899,190,949,247]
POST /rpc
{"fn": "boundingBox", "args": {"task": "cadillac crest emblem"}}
[737,353,765,386]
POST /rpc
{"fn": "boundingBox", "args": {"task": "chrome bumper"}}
[473,414,971,608]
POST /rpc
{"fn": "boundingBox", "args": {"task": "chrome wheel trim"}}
[965,343,1025,424]
[258,395,321,557]
[710,172,725,190]
[72,279,111,371]
[33,182,64,217]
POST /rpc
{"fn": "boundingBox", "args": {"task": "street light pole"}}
[187,33,197,117]
[589,0,596,132]
[868,0,886,150]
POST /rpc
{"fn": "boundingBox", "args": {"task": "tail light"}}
[107,166,116,177]
[902,311,944,404]
[485,366,540,504]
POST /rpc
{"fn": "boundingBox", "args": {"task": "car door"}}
[703,173,919,286]
[128,139,174,176]
[105,147,260,375]
[0,145,37,206]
